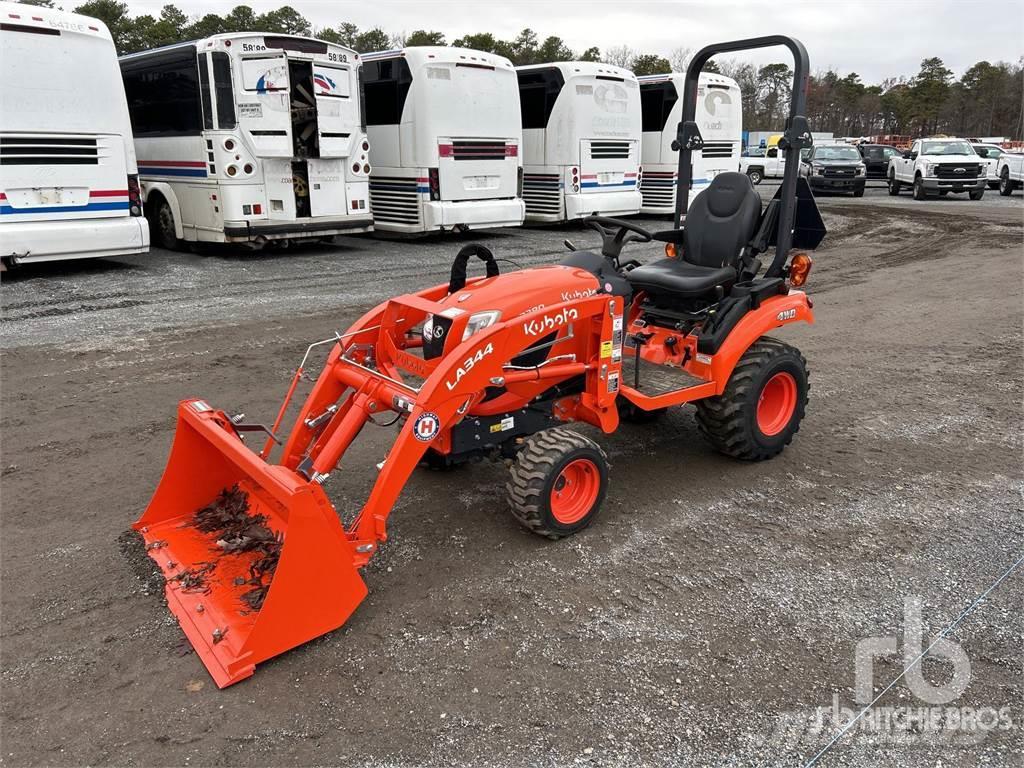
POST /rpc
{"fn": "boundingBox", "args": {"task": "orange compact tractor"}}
[137,36,826,687]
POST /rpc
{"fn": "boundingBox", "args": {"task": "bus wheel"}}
[150,197,180,250]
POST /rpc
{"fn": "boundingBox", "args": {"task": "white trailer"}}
[361,47,524,234]
[0,1,149,266]
[637,72,742,214]
[516,62,642,223]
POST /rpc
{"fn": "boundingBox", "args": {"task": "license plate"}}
[598,172,622,185]
[464,175,498,191]
[5,187,87,207]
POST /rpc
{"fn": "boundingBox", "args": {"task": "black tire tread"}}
[694,337,808,461]
[506,427,607,540]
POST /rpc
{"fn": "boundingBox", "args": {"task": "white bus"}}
[119,33,372,249]
[637,72,742,214]
[0,2,148,266]
[515,62,642,223]
[361,47,524,234]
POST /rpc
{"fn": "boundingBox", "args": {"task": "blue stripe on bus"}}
[0,201,130,215]
[581,180,637,189]
[138,167,208,178]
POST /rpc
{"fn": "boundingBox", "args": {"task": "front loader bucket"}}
[134,399,367,688]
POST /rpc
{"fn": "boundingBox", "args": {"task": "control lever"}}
[563,239,577,252]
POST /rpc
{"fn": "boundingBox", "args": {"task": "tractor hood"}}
[432,265,603,321]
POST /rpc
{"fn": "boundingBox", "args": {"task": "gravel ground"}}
[1,187,1022,767]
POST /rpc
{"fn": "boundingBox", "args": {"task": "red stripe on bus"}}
[137,160,207,168]
[90,189,129,197]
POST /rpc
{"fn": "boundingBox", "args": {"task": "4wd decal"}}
[777,309,797,321]
[445,343,494,391]
[523,307,578,337]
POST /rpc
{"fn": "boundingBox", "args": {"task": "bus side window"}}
[362,59,413,126]
[122,46,203,136]
[517,68,565,130]
[198,53,214,130]
[212,52,236,129]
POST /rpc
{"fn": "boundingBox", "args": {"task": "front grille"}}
[823,166,858,178]
[700,141,735,159]
[588,141,631,160]
[935,164,979,179]
[522,173,562,216]
[450,140,508,161]
[368,176,421,225]
[0,135,98,165]
[640,171,675,208]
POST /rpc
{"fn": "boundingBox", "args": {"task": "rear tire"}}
[506,427,609,539]
[969,188,985,201]
[746,168,763,185]
[887,171,900,195]
[149,196,180,250]
[694,338,808,461]
[999,170,1012,196]
[912,176,927,200]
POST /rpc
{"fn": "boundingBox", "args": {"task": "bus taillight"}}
[127,174,142,217]
[428,168,440,201]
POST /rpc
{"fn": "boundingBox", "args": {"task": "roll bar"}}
[673,36,813,279]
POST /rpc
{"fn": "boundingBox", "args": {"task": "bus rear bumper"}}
[2,216,149,264]
[564,190,642,221]
[418,199,525,232]
[222,216,374,242]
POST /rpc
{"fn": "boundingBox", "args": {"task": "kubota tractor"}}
[136,36,827,687]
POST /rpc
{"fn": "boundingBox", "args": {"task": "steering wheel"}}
[583,215,653,260]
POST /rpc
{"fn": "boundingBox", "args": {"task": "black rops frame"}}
[673,36,813,279]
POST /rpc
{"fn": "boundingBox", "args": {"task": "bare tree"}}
[669,46,691,73]
[390,30,407,48]
[603,44,634,69]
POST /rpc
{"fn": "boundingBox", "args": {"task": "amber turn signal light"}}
[664,242,678,259]
[788,252,812,287]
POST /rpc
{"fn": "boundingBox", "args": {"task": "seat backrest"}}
[683,172,762,268]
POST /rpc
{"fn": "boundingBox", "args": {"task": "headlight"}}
[978,165,985,175]
[855,164,866,177]
[924,163,937,177]
[813,166,825,176]
[422,310,502,345]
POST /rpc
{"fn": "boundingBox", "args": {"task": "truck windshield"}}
[815,146,860,161]
[921,140,975,156]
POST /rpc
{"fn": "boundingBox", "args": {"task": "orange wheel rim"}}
[757,372,797,437]
[550,459,600,525]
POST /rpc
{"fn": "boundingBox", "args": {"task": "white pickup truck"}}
[739,145,810,184]
[887,138,986,200]
[995,152,1024,196]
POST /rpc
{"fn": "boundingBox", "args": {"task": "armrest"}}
[651,228,685,244]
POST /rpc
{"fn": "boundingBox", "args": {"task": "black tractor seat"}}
[627,172,762,303]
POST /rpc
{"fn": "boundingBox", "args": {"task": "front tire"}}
[747,168,763,185]
[887,171,900,195]
[912,176,928,200]
[969,188,985,201]
[853,183,865,197]
[999,170,1013,196]
[506,428,609,539]
[695,338,809,461]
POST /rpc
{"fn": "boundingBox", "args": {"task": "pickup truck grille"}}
[935,164,980,179]
[588,141,632,160]
[823,165,859,178]
[0,135,99,165]
[522,173,562,216]
[700,141,735,159]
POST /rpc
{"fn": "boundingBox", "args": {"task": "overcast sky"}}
[123,0,1024,83]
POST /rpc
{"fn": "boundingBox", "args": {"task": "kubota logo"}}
[560,288,597,302]
[523,307,578,337]
[777,309,797,321]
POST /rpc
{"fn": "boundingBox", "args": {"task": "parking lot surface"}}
[2,188,1022,766]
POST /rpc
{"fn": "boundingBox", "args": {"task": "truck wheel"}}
[999,169,1013,196]
[746,168,763,185]
[912,176,928,200]
[506,427,609,540]
[887,171,900,195]
[149,196,181,250]
[969,188,985,201]
[853,184,865,198]
[694,337,808,461]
